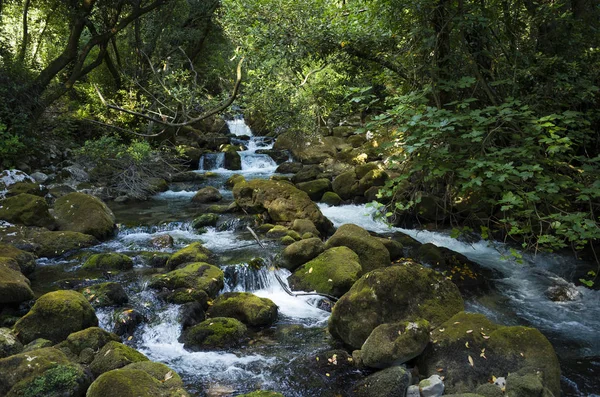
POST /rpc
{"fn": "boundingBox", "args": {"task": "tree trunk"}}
[17,0,31,65]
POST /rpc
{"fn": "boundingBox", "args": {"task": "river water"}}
[31,119,599,396]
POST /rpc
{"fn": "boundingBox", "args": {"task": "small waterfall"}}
[225,118,278,173]
[198,152,225,171]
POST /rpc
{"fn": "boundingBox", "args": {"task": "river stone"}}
[281,237,325,271]
[321,191,343,206]
[0,347,91,397]
[238,391,284,397]
[375,237,404,261]
[6,182,46,197]
[150,234,174,249]
[22,338,53,352]
[266,225,289,238]
[31,230,98,258]
[192,213,219,229]
[0,170,34,196]
[295,178,332,201]
[226,174,246,188]
[207,292,278,327]
[329,260,464,350]
[291,219,320,237]
[166,242,213,269]
[180,317,248,351]
[82,253,133,271]
[180,302,206,329]
[80,282,128,307]
[112,308,145,336]
[0,258,34,304]
[505,371,544,397]
[332,169,359,200]
[13,290,98,344]
[407,385,420,397]
[0,243,37,275]
[53,192,116,240]
[192,186,223,203]
[233,179,334,235]
[324,224,390,273]
[276,162,303,174]
[0,328,23,358]
[351,365,412,397]
[149,262,224,298]
[288,247,362,298]
[417,311,561,396]
[361,319,431,369]
[55,327,120,362]
[357,169,389,195]
[420,374,445,397]
[90,341,149,377]
[0,193,55,229]
[86,366,189,397]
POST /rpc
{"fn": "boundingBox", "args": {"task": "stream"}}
[30,118,600,396]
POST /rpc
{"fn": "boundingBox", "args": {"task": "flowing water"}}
[29,119,600,396]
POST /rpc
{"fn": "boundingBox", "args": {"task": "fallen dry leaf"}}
[468,355,474,367]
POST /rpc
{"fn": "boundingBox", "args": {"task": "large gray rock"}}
[420,374,445,397]
[351,366,412,397]
[281,238,325,271]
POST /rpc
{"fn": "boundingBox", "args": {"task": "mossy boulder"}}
[418,311,560,396]
[13,290,98,344]
[0,243,36,275]
[225,174,246,188]
[22,339,52,352]
[281,237,325,271]
[320,191,342,206]
[280,235,295,245]
[180,317,247,351]
[55,327,120,361]
[328,261,464,349]
[0,194,55,229]
[276,162,303,174]
[357,169,389,195]
[295,178,332,201]
[238,391,284,397]
[53,192,116,240]
[207,292,278,327]
[149,262,224,298]
[374,237,404,261]
[0,347,91,397]
[0,258,34,304]
[166,242,212,270]
[0,328,23,358]
[223,148,242,171]
[90,341,149,376]
[192,186,223,203]
[86,366,190,397]
[354,163,380,179]
[6,182,46,197]
[31,231,98,258]
[80,282,129,307]
[147,178,169,193]
[82,253,133,271]
[351,365,412,397]
[266,225,289,238]
[324,224,390,273]
[163,288,209,306]
[192,213,219,229]
[332,170,359,200]
[360,319,430,368]
[232,179,334,235]
[288,247,362,298]
[291,165,320,183]
[291,219,320,237]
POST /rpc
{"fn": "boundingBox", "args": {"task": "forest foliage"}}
[0,0,599,269]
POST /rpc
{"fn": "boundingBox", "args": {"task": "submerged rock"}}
[325,224,390,273]
[329,261,464,349]
[192,213,219,229]
[0,193,55,229]
[288,247,362,298]
[150,262,224,299]
[53,192,116,240]
[418,311,561,396]
[180,317,248,351]
[207,292,278,327]
[14,290,98,344]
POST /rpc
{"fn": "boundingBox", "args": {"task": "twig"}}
[246,226,265,249]
[274,272,338,302]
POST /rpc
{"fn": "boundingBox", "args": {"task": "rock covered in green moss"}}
[232,179,334,235]
[295,178,332,201]
[192,186,223,203]
[22,339,52,352]
[0,347,91,397]
[180,317,247,351]
[266,225,289,238]
[238,391,284,397]
[166,242,213,270]
[332,170,359,200]
[329,261,464,349]
[280,235,296,245]
[0,243,36,275]
[6,182,46,197]
[351,365,412,397]
[13,290,98,344]
[192,213,219,229]
[163,288,209,306]
[325,224,390,273]
[320,191,342,206]
[90,341,148,376]
[281,237,325,271]
[207,292,278,327]
[0,258,34,304]
[291,219,320,237]
[31,230,98,258]
[226,174,246,188]
[150,262,224,298]
[0,194,55,229]
[0,328,23,358]
[53,192,115,240]
[55,327,120,362]
[360,319,430,368]
[288,247,362,298]
[80,282,128,307]
[82,253,133,271]
[357,169,389,195]
[374,237,404,261]
[418,311,561,396]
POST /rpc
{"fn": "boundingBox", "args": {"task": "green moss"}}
[0,243,36,275]
[266,225,289,238]
[295,178,332,201]
[53,192,116,240]
[55,327,120,358]
[331,170,359,200]
[0,258,34,304]
[238,391,284,397]
[166,242,212,269]
[32,231,98,258]
[7,364,88,397]
[149,262,224,298]
[124,361,184,387]
[225,174,246,188]
[90,341,149,376]
[320,191,342,206]
[6,182,45,197]
[0,194,55,229]
[280,235,296,245]
[86,368,189,397]
[355,163,380,179]
[80,282,129,307]
[357,169,389,195]
[286,230,302,241]
[14,290,98,344]
[324,224,390,273]
[22,339,52,352]
[288,247,362,297]
[181,317,247,351]
[0,328,23,358]
[291,219,320,237]
[192,213,219,229]
[82,253,133,271]
[207,292,278,327]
